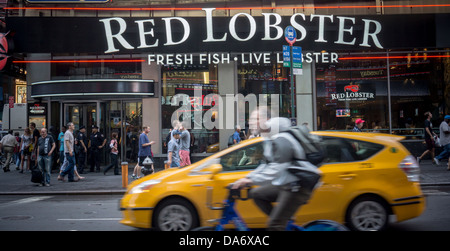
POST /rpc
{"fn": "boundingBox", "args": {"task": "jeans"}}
[104,153,119,174]
[250,184,312,231]
[38,155,52,185]
[170,160,180,168]
[436,143,450,161]
[60,153,76,181]
[3,146,14,170]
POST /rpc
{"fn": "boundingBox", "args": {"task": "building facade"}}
[3,0,450,162]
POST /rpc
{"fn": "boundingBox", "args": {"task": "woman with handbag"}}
[19,128,32,174]
[103,132,120,175]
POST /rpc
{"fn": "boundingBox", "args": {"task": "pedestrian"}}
[434,115,450,170]
[167,130,181,168]
[179,121,191,167]
[353,119,365,132]
[103,132,120,175]
[13,132,21,169]
[37,128,56,186]
[29,122,40,165]
[0,130,18,172]
[58,122,77,182]
[134,126,154,179]
[88,125,106,172]
[75,125,88,174]
[19,128,33,173]
[233,125,241,144]
[417,111,438,164]
[233,114,321,231]
[58,126,66,169]
[48,126,59,172]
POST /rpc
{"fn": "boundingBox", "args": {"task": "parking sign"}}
[284,26,297,46]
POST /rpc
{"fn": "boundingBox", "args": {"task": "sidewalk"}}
[0,163,149,195]
[0,161,449,195]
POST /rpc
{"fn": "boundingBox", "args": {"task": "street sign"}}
[292,46,303,75]
[283,45,290,67]
[283,45,303,75]
[284,26,297,46]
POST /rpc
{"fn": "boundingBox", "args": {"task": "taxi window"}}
[345,138,384,161]
[322,137,384,163]
[220,143,264,172]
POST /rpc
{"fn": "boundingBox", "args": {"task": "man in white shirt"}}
[434,115,450,170]
[58,122,77,182]
[0,130,18,172]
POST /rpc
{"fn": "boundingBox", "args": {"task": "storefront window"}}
[237,61,291,119]
[316,53,389,132]
[161,64,218,154]
[316,49,449,139]
[389,50,449,139]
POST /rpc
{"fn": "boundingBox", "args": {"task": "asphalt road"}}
[1,187,450,231]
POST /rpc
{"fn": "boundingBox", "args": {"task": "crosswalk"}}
[0,196,53,208]
[422,189,450,196]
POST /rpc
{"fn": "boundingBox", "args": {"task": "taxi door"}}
[207,142,268,228]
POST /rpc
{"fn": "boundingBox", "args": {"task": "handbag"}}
[434,136,441,147]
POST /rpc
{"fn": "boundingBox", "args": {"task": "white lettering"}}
[290,13,307,41]
[135,19,159,49]
[335,16,356,46]
[100,17,134,53]
[162,17,190,46]
[360,19,383,48]
[310,14,334,43]
[262,13,283,41]
[229,13,256,41]
[203,8,227,42]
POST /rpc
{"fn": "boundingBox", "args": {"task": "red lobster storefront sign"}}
[0,32,9,71]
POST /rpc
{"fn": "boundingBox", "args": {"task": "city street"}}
[1,187,450,231]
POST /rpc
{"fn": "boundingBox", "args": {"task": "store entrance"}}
[63,100,142,166]
[65,103,100,133]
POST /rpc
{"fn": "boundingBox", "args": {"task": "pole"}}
[290,45,295,118]
[121,162,128,188]
[386,50,393,134]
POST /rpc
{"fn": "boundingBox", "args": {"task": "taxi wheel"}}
[153,198,199,231]
[346,195,389,231]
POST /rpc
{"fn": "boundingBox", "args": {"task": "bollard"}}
[121,162,128,188]
[164,160,169,170]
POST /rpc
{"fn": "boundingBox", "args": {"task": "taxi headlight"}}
[129,180,161,194]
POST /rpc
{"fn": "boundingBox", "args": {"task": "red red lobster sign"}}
[0,32,9,71]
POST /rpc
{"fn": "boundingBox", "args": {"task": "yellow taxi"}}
[119,132,425,231]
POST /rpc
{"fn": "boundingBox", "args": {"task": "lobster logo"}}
[344,84,359,93]
[0,32,9,71]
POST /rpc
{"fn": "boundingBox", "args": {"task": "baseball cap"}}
[445,115,450,120]
[355,119,365,124]
[172,130,181,135]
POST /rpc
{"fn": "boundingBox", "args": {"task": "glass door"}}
[107,101,142,164]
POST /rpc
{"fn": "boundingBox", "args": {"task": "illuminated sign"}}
[330,84,375,101]
[0,33,9,71]
[100,9,383,54]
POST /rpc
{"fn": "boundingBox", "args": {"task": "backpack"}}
[285,125,325,166]
[228,134,234,146]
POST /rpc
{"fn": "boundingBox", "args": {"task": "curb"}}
[0,190,126,196]
[1,183,450,196]
[420,183,450,187]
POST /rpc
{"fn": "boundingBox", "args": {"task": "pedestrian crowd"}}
[0,122,133,186]
[0,120,197,186]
